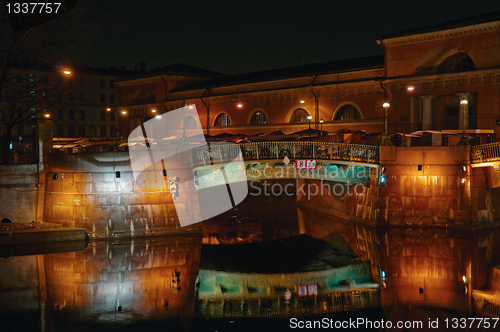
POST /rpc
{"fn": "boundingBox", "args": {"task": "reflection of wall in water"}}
[42,236,202,326]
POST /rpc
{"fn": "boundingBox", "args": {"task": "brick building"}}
[116,12,500,144]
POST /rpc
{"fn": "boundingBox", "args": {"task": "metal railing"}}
[193,141,379,166]
[471,142,500,164]
[473,297,500,318]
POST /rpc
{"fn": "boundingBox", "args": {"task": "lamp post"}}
[320,119,324,140]
[381,101,393,146]
[458,98,469,145]
[307,115,312,141]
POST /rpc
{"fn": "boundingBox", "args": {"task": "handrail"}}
[471,142,500,164]
[192,141,380,166]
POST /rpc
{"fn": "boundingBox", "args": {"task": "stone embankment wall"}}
[44,152,199,238]
[0,164,39,224]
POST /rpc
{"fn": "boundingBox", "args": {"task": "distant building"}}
[51,66,129,139]
[116,12,500,145]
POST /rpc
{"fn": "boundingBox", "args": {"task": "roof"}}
[117,63,226,82]
[172,55,384,92]
[381,11,500,40]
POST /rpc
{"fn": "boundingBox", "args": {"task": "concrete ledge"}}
[0,228,88,246]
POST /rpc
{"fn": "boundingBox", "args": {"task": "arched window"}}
[289,108,310,123]
[250,111,268,125]
[334,104,361,121]
[185,116,198,129]
[215,113,231,126]
[437,53,475,74]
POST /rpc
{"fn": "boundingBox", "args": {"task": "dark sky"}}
[9,0,500,74]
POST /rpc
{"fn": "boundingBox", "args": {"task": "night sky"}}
[5,0,500,74]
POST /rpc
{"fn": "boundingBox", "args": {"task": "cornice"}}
[378,21,500,47]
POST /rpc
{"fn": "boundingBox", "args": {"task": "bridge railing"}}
[471,142,500,164]
[192,141,379,166]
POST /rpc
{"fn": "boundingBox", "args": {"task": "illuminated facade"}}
[116,13,500,144]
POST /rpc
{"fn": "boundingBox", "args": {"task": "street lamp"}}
[320,119,324,139]
[458,98,469,145]
[307,115,312,141]
[381,101,393,146]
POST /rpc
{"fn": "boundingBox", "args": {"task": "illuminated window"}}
[215,113,231,126]
[289,108,310,123]
[334,104,361,121]
[250,111,268,125]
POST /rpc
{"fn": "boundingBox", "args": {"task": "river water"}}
[1,186,499,331]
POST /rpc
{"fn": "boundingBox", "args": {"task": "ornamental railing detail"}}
[471,142,500,164]
[193,142,379,166]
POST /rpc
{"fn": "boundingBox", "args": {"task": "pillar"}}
[418,95,435,130]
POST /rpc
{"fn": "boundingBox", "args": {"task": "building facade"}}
[115,13,500,145]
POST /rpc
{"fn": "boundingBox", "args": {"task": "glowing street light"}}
[300,100,305,104]
[151,109,157,113]
[121,110,127,115]
[106,108,111,112]
[62,69,71,75]
[458,98,469,145]
[237,103,243,108]
[44,113,50,118]
[381,101,393,146]
[307,115,313,141]
[407,85,414,91]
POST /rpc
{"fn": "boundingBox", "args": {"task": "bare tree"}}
[0,4,86,163]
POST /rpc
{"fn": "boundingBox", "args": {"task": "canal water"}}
[1,183,499,331]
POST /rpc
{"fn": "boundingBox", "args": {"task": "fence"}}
[471,142,500,164]
[192,141,380,166]
[0,134,35,164]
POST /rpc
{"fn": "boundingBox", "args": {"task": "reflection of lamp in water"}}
[284,289,292,304]
[463,275,468,294]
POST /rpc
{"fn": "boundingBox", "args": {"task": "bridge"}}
[191,141,380,189]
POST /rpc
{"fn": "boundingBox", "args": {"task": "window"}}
[57,125,64,137]
[110,94,115,103]
[58,109,63,120]
[79,93,85,102]
[250,111,268,125]
[100,94,105,103]
[111,111,116,121]
[79,125,86,137]
[79,77,84,87]
[185,116,198,129]
[29,74,35,82]
[289,108,310,123]
[110,80,114,88]
[100,125,107,137]
[69,125,76,137]
[215,113,231,126]
[30,107,36,119]
[100,79,105,88]
[437,53,475,74]
[334,104,361,121]
[101,111,105,121]
[68,93,74,102]
[69,109,74,120]
[110,125,118,137]
[79,110,85,120]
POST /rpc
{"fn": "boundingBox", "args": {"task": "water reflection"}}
[2,189,500,331]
